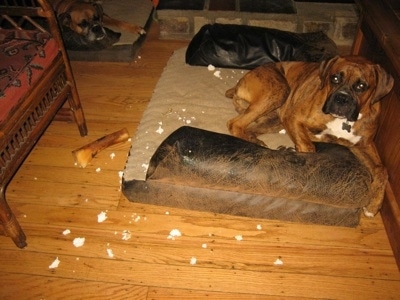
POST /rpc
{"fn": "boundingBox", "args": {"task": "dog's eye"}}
[354,81,368,93]
[78,20,89,28]
[330,74,342,85]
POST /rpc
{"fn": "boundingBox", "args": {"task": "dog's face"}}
[59,2,107,42]
[319,56,394,121]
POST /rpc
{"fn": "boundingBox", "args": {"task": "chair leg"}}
[0,187,27,248]
[68,90,88,137]
[63,50,88,137]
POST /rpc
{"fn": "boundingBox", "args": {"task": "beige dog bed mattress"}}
[122,48,371,227]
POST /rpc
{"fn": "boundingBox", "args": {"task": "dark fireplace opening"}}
[157,0,354,13]
[157,0,298,14]
[157,0,205,10]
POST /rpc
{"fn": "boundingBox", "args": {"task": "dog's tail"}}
[225,87,236,99]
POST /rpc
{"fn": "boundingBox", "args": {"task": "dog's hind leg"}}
[226,88,249,114]
[227,65,290,144]
[227,92,288,144]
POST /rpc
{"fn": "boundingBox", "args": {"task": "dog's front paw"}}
[363,197,383,217]
[138,28,146,35]
[247,134,267,147]
[363,207,376,218]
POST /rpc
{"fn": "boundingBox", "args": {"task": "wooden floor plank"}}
[7,182,121,208]
[10,165,123,187]
[147,287,308,300]
[1,249,399,299]
[0,273,148,300]
[7,202,395,251]
[2,203,399,280]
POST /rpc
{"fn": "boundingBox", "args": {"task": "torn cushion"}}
[124,127,371,227]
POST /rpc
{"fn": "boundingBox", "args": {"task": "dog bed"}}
[65,0,153,62]
[122,47,371,227]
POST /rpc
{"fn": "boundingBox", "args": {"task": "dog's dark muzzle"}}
[322,90,359,121]
[88,23,107,41]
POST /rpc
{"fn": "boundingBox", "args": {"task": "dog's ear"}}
[371,65,394,104]
[319,56,340,89]
[58,12,72,28]
[93,2,104,21]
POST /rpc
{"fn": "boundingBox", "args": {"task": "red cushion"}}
[0,29,59,124]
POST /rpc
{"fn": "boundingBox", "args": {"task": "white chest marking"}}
[315,115,362,145]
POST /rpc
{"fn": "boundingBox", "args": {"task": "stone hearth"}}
[157,0,359,47]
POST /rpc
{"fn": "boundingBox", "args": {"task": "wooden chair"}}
[0,0,88,248]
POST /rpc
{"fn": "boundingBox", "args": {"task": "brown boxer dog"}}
[51,0,145,43]
[225,56,394,217]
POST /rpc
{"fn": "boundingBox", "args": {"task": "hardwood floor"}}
[1,23,399,299]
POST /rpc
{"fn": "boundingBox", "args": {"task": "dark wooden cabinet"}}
[352,0,400,269]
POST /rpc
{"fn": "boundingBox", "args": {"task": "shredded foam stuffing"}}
[49,257,60,269]
[235,235,243,241]
[141,163,149,172]
[274,258,283,265]
[213,70,222,78]
[97,211,108,223]
[156,122,164,134]
[73,237,85,247]
[122,230,132,241]
[107,249,114,258]
[167,229,182,240]
[190,257,197,265]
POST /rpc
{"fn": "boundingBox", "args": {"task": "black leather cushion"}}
[185,24,337,69]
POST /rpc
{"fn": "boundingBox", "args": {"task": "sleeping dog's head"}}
[319,56,393,121]
[57,1,108,42]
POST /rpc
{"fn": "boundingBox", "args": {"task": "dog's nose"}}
[334,91,352,104]
[92,24,106,39]
[90,24,107,41]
